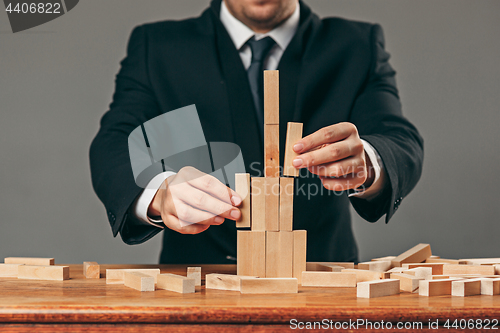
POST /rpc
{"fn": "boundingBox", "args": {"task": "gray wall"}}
[0,1,498,264]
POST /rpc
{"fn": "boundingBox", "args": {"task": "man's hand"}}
[292,122,374,191]
[148,166,242,234]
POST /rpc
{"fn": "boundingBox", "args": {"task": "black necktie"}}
[246,36,276,137]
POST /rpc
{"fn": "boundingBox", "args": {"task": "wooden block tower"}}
[236,70,306,283]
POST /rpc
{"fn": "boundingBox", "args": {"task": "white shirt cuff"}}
[132,171,176,227]
[348,139,386,201]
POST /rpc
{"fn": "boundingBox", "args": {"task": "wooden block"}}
[306,263,343,272]
[442,264,495,276]
[480,278,500,295]
[124,272,155,292]
[264,70,279,125]
[266,231,293,278]
[18,265,69,281]
[390,273,422,292]
[425,258,460,264]
[205,274,258,291]
[402,263,445,275]
[391,243,432,267]
[459,258,500,265]
[238,231,266,277]
[106,269,160,284]
[387,267,405,273]
[404,267,433,280]
[235,173,251,228]
[495,264,500,275]
[0,264,23,278]
[429,255,441,259]
[250,231,266,277]
[240,278,298,294]
[279,177,294,231]
[293,230,307,284]
[357,279,400,298]
[83,262,100,279]
[451,278,482,296]
[187,267,201,286]
[308,262,354,270]
[5,257,54,266]
[371,256,396,262]
[302,272,357,287]
[251,178,266,231]
[156,273,195,294]
[283,122,303,177]
[357,261,392,272]
[265,178,280,231]
[431,275,451,280]
[341,269,383,283]
[419,278,459,296]
[264,125,280,178]
[237,231,251,276]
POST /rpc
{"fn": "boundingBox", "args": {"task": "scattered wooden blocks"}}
[293,230,307,284]
[124,272,155,292]
[480,278,500,295]
[402,263,445,275]
[308,262,354,270]
[157,273,195,294]
[235,173,251,228]
[5,257,54,266]
[371,256,396,262]
[451,279,482,297]
[187,267,201,286]
[357,279,400,298]
[237,231,266,277]
[306,263,343,272]
[425,258,460,264]
[18,265,69,281]
[390,273,422,292]
[205,274,257,291]
[442,264,495,276]
[279,177,294,231]
[301,272,357,287]
[83,262,100,279]
[283,122,303,177]
[0,264,23,278]
[106,269,160,284]
[391,243,432,267]
[419,278,459,296]
[240,277,298,294]
[341,269,383,283]
[266,231,293,278]
[357,260,392,272]
[404,267,433,280]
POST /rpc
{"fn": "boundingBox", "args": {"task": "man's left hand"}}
[292,122,374,191]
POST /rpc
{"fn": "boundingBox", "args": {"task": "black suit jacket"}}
[90,0,423,264]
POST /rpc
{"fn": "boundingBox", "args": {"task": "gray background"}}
[1,0,498,264]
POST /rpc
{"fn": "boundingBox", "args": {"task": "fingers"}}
[320,172,368,192]
[293,140,362,169]
[172,184,240,222]
[185,171,242,206]
[293,122,357,154]
[308,156,366,178]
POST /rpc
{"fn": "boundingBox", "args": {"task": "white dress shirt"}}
[132,0,387,226]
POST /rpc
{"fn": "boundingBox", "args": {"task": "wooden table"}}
[0,264,499,332]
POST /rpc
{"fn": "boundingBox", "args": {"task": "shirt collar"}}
[220,0,300,51]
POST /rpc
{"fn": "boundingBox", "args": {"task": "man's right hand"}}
[147,166,242,234]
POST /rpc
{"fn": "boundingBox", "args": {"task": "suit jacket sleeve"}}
[90,25,164,244]
[348,24,424,223]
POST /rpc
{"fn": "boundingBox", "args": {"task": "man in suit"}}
[90,0,423,264]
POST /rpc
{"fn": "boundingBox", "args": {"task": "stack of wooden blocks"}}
[235,70,306,291]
